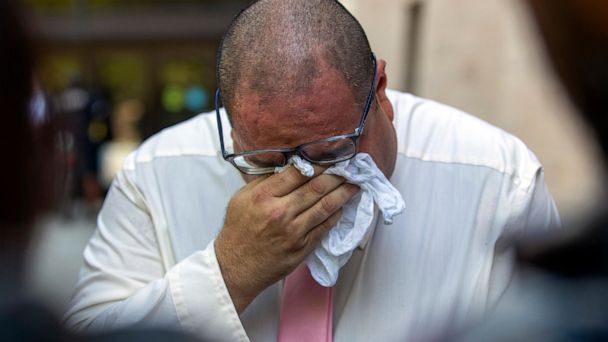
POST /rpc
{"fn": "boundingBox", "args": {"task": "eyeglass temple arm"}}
[215,89,229,158]
[356,52,378,135]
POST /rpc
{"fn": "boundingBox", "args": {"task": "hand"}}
[214,166,358,313]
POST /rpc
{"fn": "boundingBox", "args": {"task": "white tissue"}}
[276,153,405,287]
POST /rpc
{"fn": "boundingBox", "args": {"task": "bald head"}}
[217,0,373,121]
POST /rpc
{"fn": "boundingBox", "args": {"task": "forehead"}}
[231,68,360,150]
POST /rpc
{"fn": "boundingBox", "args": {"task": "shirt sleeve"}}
[62,169,249,342]
[486,166,561,308]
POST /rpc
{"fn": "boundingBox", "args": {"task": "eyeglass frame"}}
[215,52,377,175]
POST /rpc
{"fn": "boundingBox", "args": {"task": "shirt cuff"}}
[168,240,249,341]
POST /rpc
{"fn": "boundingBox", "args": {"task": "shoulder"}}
[388,89,542,189]
[112,110,225,205]
[122,110,222,172]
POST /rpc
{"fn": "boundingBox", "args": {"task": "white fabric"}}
[63,90,561,341]
[277,154,405,287]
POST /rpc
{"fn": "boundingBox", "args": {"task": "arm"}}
[487,167,561,307]
[63,170,250,341]
[64,163,357,339]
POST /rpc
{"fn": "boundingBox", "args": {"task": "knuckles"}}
[306,177,327,196]
[251,186,272,205]
[319,215,336,232]
[319,196,337,216]
[282,167,304,185]
[258,182,276,198]
[284,221,299,237]
[286,235,307,252]
[280,221,306,251]
[266,205,287,224]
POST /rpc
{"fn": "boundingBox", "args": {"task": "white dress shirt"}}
[64,90,560,341]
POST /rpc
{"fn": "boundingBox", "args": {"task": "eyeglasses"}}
[215,53,377,175]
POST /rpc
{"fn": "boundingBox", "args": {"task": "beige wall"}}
[344,0,605,223]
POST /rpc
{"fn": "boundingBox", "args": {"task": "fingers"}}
[258,166,310,197]
[283,173,346,216]
[300,209,343,254]
[259,164,328,197]
[292,183,359,237]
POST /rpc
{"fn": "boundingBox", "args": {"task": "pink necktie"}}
[278,263,333,342]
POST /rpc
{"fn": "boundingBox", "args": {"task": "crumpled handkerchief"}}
[275,153,405,287]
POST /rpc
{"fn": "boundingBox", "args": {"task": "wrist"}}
[214,238,258,313]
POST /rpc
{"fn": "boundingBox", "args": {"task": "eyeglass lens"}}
[232,138,356,173]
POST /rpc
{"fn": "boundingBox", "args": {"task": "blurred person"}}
[64,1,561,341]
[59,80,108,215]
[453,0,608,340]
[81,86,112,206]
[0,1,198,341]
[98,99,144,189]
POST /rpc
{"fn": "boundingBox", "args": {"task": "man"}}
[64,0,560,340]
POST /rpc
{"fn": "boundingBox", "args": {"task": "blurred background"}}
[22,0,606,317]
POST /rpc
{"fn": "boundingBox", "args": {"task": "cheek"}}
[357,112,397,177]
[357,131,383,166]
[360,141,388,173]
[232,132,246,152]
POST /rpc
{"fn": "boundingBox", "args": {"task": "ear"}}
[374,58,394,122]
